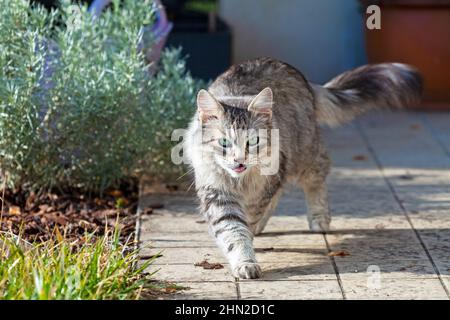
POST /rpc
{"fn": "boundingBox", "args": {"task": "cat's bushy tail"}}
[312,63,423,126]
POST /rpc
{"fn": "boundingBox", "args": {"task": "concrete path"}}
[138,111,450,300]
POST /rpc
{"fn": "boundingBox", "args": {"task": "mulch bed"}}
[0,182,141,244]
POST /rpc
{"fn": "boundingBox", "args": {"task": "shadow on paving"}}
[256,228,450,279]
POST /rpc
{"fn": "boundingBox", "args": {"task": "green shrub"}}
[0,0,199,192]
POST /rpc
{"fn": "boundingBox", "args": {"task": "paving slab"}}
[334,259,437,279]
[326,232,429,261]
[357,112,450,295]
[151,264,234,282]
[158,282,238,300]
[341,278,448,300]
[238,280,343,300]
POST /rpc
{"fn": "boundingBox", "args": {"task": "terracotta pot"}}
[362,0,450,109]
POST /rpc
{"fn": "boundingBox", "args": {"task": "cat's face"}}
[196,88,273,178]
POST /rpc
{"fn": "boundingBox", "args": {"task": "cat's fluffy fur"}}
[185,57,422,279]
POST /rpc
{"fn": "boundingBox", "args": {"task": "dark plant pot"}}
[361,0,450,109]
[165,11,231,81]
[161,0,189,15]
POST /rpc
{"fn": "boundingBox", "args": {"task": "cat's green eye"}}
[248,136,259,146]
[218,138,231,148]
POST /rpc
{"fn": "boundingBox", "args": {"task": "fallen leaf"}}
[25,192,36,211]
[38,204,50,212]
[328,250,350,257]
[194,259,224,270]
[352,155,367,161]
[78,220,96,231]
[8,206,21,215]
[94,198,105,206]
[107,190,123,197]
[410,124,421,130]
[55,216,67,226]
[149,203,164,209]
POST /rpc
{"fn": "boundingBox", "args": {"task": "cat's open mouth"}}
[232,164,247,173]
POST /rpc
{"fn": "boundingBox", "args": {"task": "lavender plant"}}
[0,0,199,192]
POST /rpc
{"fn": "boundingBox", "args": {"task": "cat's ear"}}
[197,89,223,122]
[248,87,273,120]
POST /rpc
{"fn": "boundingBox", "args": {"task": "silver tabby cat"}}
[184,58,422,279]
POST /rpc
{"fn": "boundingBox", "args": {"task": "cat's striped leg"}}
[302,180,331,232]
[249,190,282,236]
[299,149,331,232]
[199,188,261,279]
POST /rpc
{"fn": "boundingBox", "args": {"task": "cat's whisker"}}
[176,167,195,181]
[187,179,196,192]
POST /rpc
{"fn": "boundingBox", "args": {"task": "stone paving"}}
[138,111,450,300]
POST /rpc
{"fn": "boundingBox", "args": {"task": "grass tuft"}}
[0,227,156,300]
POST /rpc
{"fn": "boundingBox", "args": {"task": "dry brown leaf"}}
[55,216,67,226]
[165,287,178,293]
[94,198,105,206]
[148,203,164,209]
[328,250,350,257]
[8,206,21,215]
[38,204,50,212]
[194,259,224,270]
[25,192,36,211]
[352,155,367,161]
[107,190,123,197]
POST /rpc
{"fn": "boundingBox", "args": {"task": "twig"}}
[1,172,7,225]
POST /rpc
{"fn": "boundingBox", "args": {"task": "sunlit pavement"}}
[138,111,450,300]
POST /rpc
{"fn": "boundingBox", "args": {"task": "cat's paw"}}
[309,219,330,233]
[233,262,262,279]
